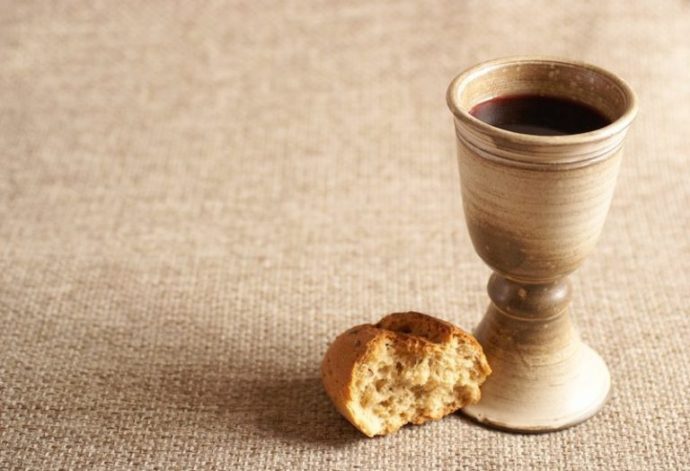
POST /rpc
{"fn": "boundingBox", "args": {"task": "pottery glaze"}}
[447,57,637,431]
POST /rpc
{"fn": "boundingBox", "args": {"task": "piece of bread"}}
[321,311,491,437]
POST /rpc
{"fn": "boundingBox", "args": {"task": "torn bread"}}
[321,312,491,437]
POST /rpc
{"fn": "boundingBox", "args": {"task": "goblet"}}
[446,57,637,431]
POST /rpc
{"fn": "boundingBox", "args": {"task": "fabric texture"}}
[1,1,689,469]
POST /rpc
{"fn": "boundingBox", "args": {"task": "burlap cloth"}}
[2,1,689,469]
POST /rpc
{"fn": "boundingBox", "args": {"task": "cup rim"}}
[446,56,638,145]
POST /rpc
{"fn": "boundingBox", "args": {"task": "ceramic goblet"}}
[446,57,637,431]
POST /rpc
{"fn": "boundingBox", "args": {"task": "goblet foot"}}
[462,341,610,432]
[461,273,611,432]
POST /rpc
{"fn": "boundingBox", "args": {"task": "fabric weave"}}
[1,1,689,469]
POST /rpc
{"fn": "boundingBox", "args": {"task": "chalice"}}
[446,57,637,431]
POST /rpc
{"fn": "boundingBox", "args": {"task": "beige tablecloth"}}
[2,1,689,469]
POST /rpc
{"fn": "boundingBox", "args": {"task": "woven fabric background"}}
[2,1,689,469]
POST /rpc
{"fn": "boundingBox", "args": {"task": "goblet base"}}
[462,340,610,432]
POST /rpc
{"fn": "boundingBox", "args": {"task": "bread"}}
[321,311,491,437]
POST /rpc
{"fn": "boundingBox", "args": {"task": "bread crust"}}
[320,323,381,435]
[321,312,491,437]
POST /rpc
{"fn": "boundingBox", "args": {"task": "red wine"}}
[470,94,611,136]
